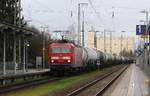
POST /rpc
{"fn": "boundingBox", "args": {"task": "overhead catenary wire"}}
[22,1,143,37]
[87,0,104,25]
[114,6,149,11]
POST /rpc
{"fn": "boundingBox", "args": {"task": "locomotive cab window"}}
[52,47,71,53]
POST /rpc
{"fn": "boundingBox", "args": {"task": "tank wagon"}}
[49,40,132,73]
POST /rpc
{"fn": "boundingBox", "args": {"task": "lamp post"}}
[95,31,99,49]
[3,32,6,75]
[148,21,150,52]
[140,10,149,49]
[82,11,85,47]
[78,3,88,46]
[120,31,125,56]
[103,29,114,53]
[26,42,30,71]
[40,26,48,69]
[23,37,26,73]
[109,30,114,54]
[140,11,150,74]
[22,20,32,73]
[95,31,103,50]
[104,29,106,52]
[140,10,148,31]
[139,20,147,43]
[18,0,22,70]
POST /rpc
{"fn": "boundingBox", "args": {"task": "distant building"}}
[87,31,135,55]
[87,31,95,48]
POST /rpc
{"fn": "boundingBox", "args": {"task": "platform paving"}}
[104,64,149,96]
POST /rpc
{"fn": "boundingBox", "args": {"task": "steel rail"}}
[94,65,128,96]
[67,65,128,96]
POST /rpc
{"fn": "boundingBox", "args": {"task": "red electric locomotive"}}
[49,42,88,72]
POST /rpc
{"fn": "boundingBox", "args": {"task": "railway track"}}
[0,77,60,94]
[0,65,128,95]
[67,65,129,96]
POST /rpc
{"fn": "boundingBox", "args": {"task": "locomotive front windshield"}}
[52,47,70,53]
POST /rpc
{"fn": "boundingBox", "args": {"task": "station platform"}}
[104,64,149,96]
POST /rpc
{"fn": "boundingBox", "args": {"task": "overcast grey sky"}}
[21,0,150,37]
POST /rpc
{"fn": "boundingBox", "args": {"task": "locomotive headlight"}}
[51,60,54,63]
[67,60,71,63]
[62,56,71,59]
[51,56,59,59]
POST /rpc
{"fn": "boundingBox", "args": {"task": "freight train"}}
[49,39,132,73]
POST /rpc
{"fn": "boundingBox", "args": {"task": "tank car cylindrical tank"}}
[84,48,98,67]
[96,50,105,66]
[84,48,98,60]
